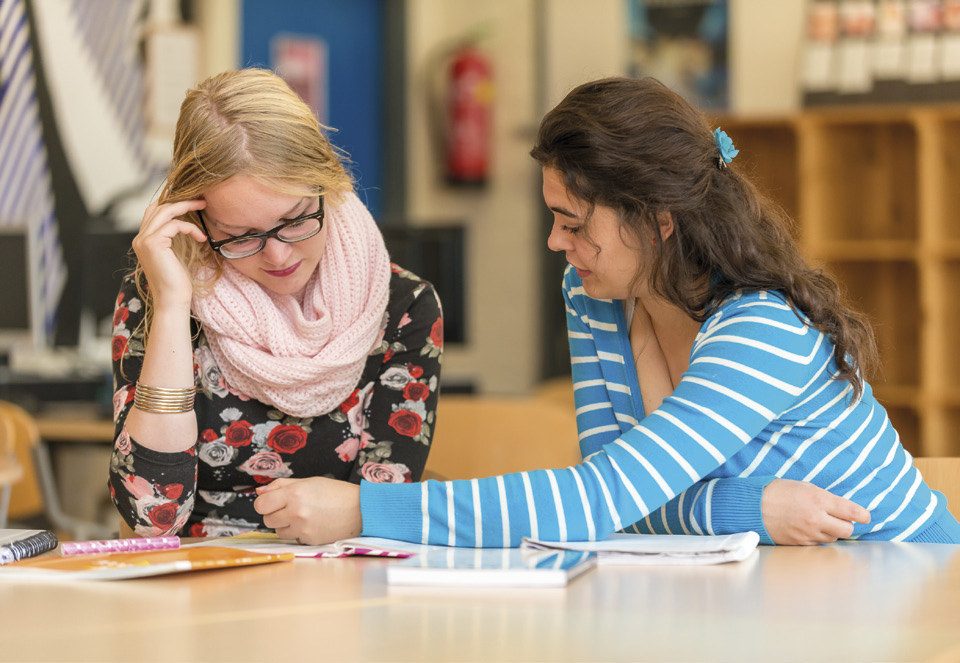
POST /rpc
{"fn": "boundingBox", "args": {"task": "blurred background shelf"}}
[719,106,960,456]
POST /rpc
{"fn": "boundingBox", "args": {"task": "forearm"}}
[123,303,198,452]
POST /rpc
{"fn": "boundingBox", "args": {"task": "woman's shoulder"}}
[713,289,796,318]
[704,289,816,344]
[387,263,440,311]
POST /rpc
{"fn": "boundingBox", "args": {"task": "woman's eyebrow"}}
[208,197,310,230]
[549,205,579,219]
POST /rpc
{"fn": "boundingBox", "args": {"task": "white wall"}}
[729,0,806,115]
[404,0,541,395]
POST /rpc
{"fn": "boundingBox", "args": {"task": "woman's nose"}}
[546,225,568,253]
[260,237,294,265]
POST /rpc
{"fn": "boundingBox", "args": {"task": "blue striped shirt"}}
[362,267,947,546]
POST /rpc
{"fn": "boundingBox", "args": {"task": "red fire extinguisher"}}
[445,43,493,186]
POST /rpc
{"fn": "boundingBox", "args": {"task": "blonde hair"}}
[133,68,353,342]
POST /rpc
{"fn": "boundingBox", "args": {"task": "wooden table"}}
[1,541,959,662]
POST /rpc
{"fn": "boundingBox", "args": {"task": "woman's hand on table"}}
[254,477,362,545]
[762,479,871,545]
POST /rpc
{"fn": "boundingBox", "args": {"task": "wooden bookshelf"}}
[718,106,960,457]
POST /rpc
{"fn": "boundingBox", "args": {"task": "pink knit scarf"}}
[191,192,391,418]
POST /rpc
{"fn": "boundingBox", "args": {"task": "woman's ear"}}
[657,211,675,241]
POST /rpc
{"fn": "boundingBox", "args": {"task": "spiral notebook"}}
[0,529,59,565]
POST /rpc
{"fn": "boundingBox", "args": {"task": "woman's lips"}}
[575,267,591,279]
[263,261,302,278]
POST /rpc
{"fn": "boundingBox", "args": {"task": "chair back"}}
[914,457,960,520]
[0,401,45,518]
[424,396,581,481]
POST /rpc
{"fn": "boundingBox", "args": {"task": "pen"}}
[61,536,181,556]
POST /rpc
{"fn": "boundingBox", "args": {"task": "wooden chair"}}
[0,400,113,539]
[913,457,960,520]
[0,409,24,527]
[424,395,581,481]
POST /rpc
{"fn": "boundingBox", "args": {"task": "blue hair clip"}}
[713,127,739,170]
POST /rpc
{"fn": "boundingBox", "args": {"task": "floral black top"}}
[108,264,443,537]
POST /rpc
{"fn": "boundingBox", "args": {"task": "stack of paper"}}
[520,531,760,566]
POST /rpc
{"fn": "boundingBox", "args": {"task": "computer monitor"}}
[0,226,44,355]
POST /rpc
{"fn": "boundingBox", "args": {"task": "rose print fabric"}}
[109,264,443,537]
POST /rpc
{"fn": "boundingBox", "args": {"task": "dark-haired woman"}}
[263,76,960,546]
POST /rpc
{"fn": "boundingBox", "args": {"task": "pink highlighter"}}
[60,536,181,556]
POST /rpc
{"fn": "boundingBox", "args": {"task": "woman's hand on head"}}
[761,479,871,545]
[254,477,362,545]
[132,199,208,312]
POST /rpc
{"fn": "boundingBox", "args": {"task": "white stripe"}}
[691,356,807,395]
[630,425,699,482]
[570,470,596,540]
[597,350,625,364]
[696,334,823,365]
[867,456,913,512]
[688,483,707,535]
[775,392,856,478]
[677,490,692,535]
[648,411,727,464]
[826,417,889,491]
[573,379,605,391]
[585,316,618,332]
[684,376,777,420]
[739,300,793,311]
[575,402,612,416]
[446,483,456,547]
[520,473,539,540]
[892,492,937,542]
[659,504,673,535]
[578,424,620,441]
[704,479,717,535]
[844,439,900,500]
[870,466,921,533]
[611,438,674,497]
[698,314,808,339]
[568,331,592,339]
[671,396,751,443]
[607,383,632,394]
[496,476,510,546]
[584,461,622,531]
[471,479,482,548]
[546,471,566,540]
[615,412,639,426]
[570,356,600,364]
[608,456,648,516]
[802,405,874,482]
[420,482,430,545]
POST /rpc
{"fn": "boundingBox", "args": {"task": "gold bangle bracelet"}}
[133,383,197,414]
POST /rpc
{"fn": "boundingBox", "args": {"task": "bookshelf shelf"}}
[717,108,960,456]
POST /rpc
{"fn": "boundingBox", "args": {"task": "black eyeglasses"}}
[197,196,325,259]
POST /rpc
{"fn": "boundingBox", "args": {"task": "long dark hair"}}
[531,76,878,399]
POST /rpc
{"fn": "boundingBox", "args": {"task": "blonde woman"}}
[109,69,442,539]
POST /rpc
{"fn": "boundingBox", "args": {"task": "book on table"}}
[0,544,294,580]
[385,546,597,588]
